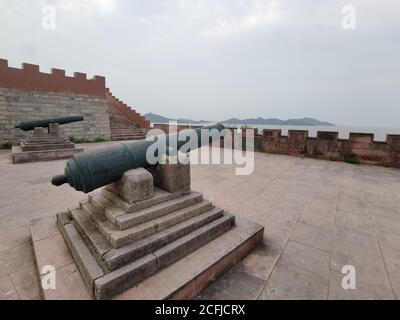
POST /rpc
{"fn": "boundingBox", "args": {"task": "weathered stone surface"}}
[58,222,104,290]
[0,276,20,300]
[9,265,40,300]
[12,146,84,164]
[260,266,328,300]
[103,208,224,271]
[101,188,184,213]
[114,192,203,230]
[276,241,330,284]
[30,215,59,242]
[328,271,395,300]
[152,156,191,193]
[107,168,154,204]
[94,254,157,300]
[93,200,214,248]
[0,244,35,279]
[0,88,111,145]
[154,214,235,269]
[197,264,265,300]
[70,209,112,258]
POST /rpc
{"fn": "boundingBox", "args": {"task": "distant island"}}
[144,113,210,125]
[144,113,335,127]
[223,117,335,126]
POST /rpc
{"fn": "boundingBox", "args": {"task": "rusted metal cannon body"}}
[15,115,84,131]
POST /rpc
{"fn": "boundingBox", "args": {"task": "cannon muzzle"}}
[15,115,84,131]
[52,123,226,193]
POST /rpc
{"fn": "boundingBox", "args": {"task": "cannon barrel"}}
[15,115,84,131]
[52,123,226,193]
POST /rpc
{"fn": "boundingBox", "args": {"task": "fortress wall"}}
[151,124,400,168]
[0,59,111,144]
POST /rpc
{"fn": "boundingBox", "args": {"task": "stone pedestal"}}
[151,156,191,194]
[30,163,264,300]
[12,123,83,164]
[106,168,154,204]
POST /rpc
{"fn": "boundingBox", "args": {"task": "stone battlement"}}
[152,124,400,168]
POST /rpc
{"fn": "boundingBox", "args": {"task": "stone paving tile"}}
[9,265,40,300]
[259,266,328,300]
[333,225,381,257]
[30,215,60,242]
[302,201,336,224]
[330,249,391,291]
[328,271,395,300]
[0,243,34,279]
[33,234,73,271]
[290,216,334,252]
[377,230,400,260]
[1,146,400,299]
[374,215,400,235]
[42,263,92,300]
[383,255,400,299]
[241,241,282,281]
[0,276,20,300]
[368,205,400,220]
[197,264,265,300]
[335,210,376,236]
[276,241,330,284]
[263,219,292,249]
[0,216,30,252]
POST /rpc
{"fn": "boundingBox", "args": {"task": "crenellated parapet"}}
[0,59,106,96]
[150,124,400,169]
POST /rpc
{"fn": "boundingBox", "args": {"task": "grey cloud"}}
[0,0,399,126]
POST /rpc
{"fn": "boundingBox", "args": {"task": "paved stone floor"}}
[0,142,400,300]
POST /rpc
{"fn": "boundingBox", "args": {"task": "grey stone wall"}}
[0,88,111,144]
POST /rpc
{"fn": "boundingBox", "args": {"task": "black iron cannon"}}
[52,123,226,193]
[15,115,84,131]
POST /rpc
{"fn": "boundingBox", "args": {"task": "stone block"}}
[151,155,191,193]
[106,168,153,204]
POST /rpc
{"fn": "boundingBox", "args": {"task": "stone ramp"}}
[30,215,263,300]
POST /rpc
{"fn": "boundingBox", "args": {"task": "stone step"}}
[24,137,69,143]
[21,143,75,152]
[57,216,105,290]
[11,146,84,164]
[88,200,214,248]
[70,208,113,260]
[110,133,145,137]
[80,201,108,222]
[94,213,235,299]
[98,188,186,213]
[104,207,225,271]
[111,136,146,141]
[69,205,224,271]
[110,128,142,131]
[110,131,144,135]
[32,214,263,300]
[105,192,204,230]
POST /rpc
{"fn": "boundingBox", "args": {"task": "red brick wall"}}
[0,59,105,96]
[151,124,400,168]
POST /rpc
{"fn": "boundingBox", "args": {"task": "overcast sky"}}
[1,0,399,126]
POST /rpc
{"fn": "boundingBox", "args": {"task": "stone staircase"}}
[109,110,147,141]
[106,88,149,141]
[56,185,236,299]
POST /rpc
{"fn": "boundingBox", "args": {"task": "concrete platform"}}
[1,143,400,300]
[30,215,263,300]
[11,146,84,164]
